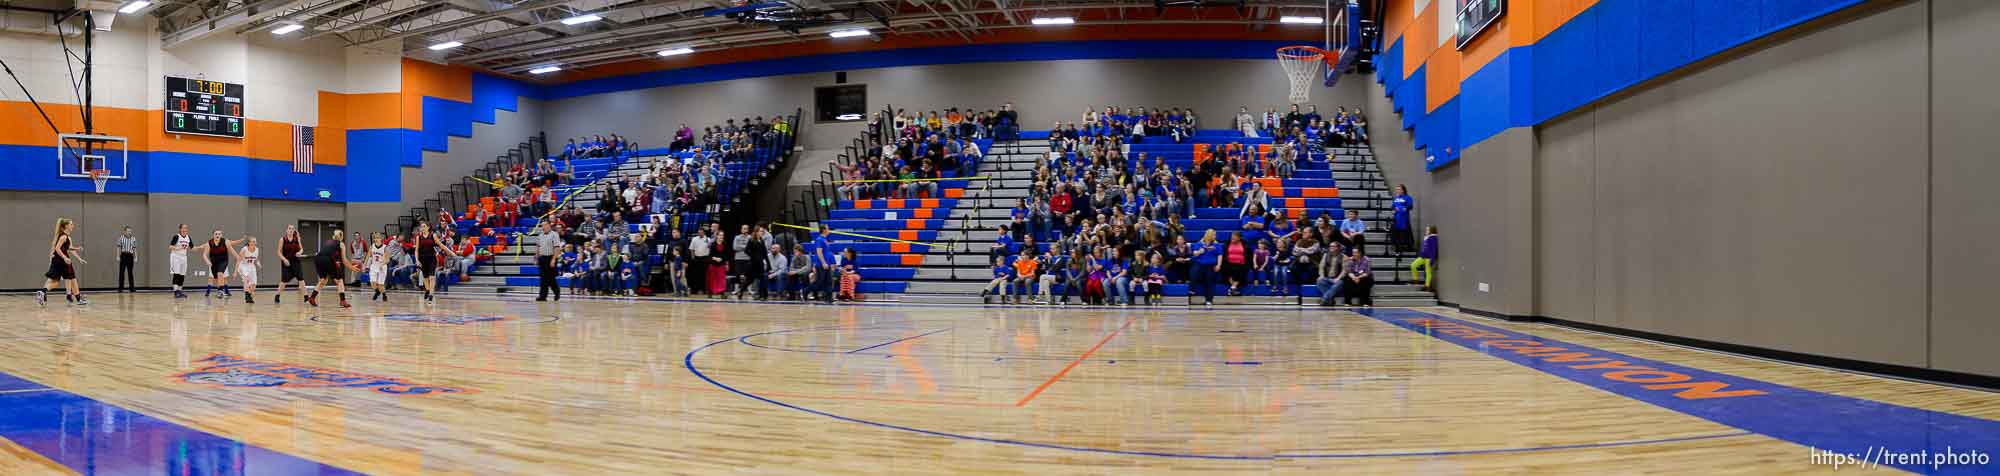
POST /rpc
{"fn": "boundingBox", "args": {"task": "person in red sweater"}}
[1050,186,1074,218]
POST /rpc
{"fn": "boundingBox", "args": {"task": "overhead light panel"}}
[828,29,871,38]
[560,14,602,25]
[1031,17,1075,25]
[270,23,304,35]
[657,47,694,57]
[529,66,563,75]
[1279,16,1323,24]
[428,41,464,51]
[117,1,151,14]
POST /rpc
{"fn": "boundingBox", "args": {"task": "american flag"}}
[293,125,315,173]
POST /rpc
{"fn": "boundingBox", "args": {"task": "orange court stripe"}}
[900,254,923,266]
[944,188,964,198]
[904,219,926,229]
[898,230,918,241]
[912,209,933,219]
[1015,317,1136,407]
[890,243,911,253]
[919,198,939,208]
[853,201,872,209]
[886,199,905,208]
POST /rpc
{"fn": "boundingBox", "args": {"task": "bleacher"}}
[447,122,800,294]
[812,140,991,295]
[806,128,1431,306]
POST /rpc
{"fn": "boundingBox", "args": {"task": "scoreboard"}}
[164,76,245,138]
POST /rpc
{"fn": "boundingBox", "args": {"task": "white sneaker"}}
[35,290,46,306]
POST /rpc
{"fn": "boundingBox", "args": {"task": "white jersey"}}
[169,234,192,275]
[237,246,260,282]
[368,244,389,282]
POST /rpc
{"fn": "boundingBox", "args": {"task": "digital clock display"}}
[184,79,230,95]
[164,76,245,138]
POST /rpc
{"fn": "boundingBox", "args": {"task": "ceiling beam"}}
[159,0,305,49]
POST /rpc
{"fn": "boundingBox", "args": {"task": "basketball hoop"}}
[88,168,108,194]
[1276,46,1332,105]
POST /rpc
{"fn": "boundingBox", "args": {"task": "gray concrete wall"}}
[1926,0,2000,377]
[541,58,1360,153]
[1374,0,1998,376]
[0,192,347,289]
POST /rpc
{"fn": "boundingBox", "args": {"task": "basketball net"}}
[1276,46,1331,105]
[88,168,107,194]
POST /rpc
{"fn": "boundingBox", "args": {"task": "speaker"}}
[835,72,847,84]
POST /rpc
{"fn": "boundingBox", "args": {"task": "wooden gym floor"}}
[0,292,1996,475]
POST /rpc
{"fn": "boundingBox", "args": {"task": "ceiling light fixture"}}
[428,41,464,51]
[270,23,304,35]
[117,1,151,14]
[1279,16,1323,24]
[529,65,562,74]
[828,29,871,38]
[658,47,694,57]
[560,14,602,25]
[1031,17,1075,25]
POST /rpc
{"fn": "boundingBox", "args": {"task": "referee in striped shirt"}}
[535,222,565,301]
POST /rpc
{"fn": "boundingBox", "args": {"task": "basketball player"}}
[414,221,459,304]
[237,237,260,304]
[366,232,389,302]
[275,225,304,304]
[308,229,353,308]
[168,224,192,299]
[191,230,244,300]
[38,218,87,306]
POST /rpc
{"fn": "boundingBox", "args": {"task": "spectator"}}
[1340,246,1373,306]
[1391,184,1416,254]
[789,245,816,301]
[1223,231,1249,296]
[837,248,863,301]
[1339,209,1368,250]
[1412,226,1438,292]
[1190,230,1220,306]
[981,255,1013,304]
[763,243,788,300]
[1011,251,1039,304]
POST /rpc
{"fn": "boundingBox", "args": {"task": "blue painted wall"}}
[1377,0,1871,171]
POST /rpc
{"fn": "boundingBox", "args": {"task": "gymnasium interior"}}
[1,0,1996,474]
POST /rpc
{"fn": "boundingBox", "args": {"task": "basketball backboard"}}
[57,133,128,180]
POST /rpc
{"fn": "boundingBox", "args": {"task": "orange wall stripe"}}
[1459,15,1512,79]
[1383,0,1413,52]
[1425,43,1461,112]
[1403,0,1438,80]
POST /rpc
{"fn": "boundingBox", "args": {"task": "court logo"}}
[175,353,471,395]
[381,314,513,325]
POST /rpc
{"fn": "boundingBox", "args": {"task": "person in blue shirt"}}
[1390,185,1416,254]
[989,224,1016,262]
[1189,230,1221,306]
[810,225,836,302]
[1107,253,1130,306]
[1412,226,1439,292]
[1338,209,1368,250]
[980,255,1014,304]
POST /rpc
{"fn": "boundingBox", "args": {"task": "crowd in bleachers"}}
[835,109,998,201]
[974,104,1426,307]
[429,117,800,298]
